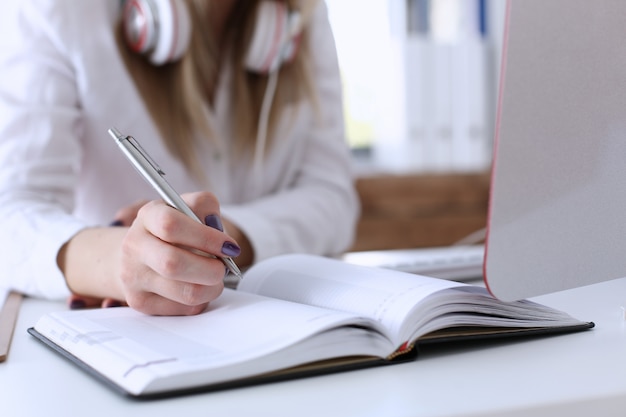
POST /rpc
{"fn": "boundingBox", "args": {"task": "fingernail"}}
[204,214,224,231]
[104,300,123,308]
[221,241,241,257]
[70,299,87,309]
[109,219,124,227]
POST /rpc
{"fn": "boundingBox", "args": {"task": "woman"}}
[0,0,359,315]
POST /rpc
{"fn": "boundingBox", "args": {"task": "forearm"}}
[57,227,127,300]
[222,183,359,263]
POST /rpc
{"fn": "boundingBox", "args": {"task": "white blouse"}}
[0,0,359,299]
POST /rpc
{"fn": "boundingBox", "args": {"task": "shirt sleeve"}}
[222,0,360,262]
[0,2,87,298]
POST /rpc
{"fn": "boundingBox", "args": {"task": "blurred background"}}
[325,0,506,251]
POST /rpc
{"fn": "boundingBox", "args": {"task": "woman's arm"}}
[0,3,240,314]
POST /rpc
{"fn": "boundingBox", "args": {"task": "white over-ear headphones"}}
[121,0,302,72]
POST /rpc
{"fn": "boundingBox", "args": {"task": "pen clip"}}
[126,135,166,176]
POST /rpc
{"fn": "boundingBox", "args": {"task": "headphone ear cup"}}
[122,0,158,55]
[149,0,191,65]
[246,1,301,73]
[122,0,191,66]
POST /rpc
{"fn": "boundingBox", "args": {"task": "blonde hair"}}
[116,0,316,180]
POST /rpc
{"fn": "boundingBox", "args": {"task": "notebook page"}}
[34,289,391,394]
[239,254,466,344]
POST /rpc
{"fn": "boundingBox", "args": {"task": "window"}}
[326,0,505,174]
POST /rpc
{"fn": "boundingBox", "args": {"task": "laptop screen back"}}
[485,0,626,301]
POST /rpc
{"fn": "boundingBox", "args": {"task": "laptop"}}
[484,0,626,300]
[342,244,484,282]
[346,0,626,301]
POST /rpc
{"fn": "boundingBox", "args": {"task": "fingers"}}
[123,229,227,286]
[101,298,127,308]
[140,195,241,260]
[118,247,225,316]
[116,191,231,316]
[67,294,127,310]
[124,293,211,316]
[112,199,150,226]
[66,290,200,316]
[124,275,224,316]
[67,294,103,309]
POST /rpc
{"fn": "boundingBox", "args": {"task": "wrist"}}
[58,227,127,300]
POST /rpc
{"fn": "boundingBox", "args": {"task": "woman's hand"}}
[66,199,145,310]
[110,199,150,227]
[67,200,149,309]
[61,192,240,316]
[118,192,239,315]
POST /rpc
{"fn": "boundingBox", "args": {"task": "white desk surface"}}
[2,277,626,417]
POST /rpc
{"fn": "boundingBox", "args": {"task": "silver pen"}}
[108,127,243,279]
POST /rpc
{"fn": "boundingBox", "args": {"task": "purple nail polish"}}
[204,214,224,232]
[221,241,241,257]
[104,300,123,308]
[69,299,87,309]
[109,219,124,227]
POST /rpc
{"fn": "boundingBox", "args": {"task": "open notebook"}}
[29,254,592,398]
